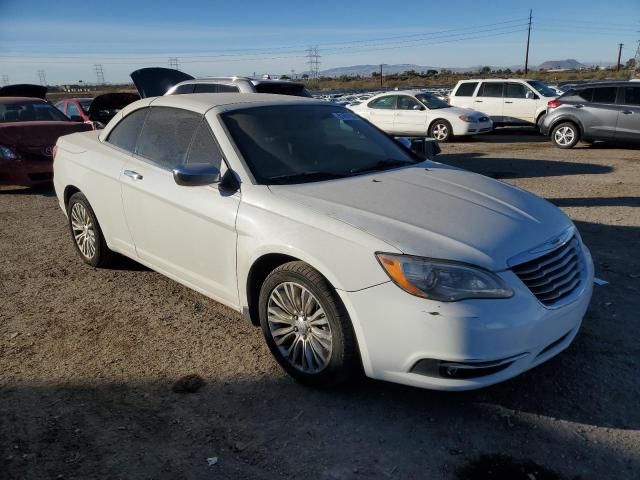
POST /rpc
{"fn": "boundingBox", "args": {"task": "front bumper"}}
[0,157,53,187]
[338,244,594,391]
[456,120,493,136]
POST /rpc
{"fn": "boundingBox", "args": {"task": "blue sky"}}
[0,0,638,84]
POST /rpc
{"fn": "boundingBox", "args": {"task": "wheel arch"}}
[549,115,584,137]
[427,117,452,134]
[63,185,82,208]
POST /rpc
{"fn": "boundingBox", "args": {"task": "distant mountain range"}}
[309,60,614,77]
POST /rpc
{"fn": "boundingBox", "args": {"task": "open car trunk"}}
[88,92,140,125]
[130,68,194,98]
[0,84,48,99]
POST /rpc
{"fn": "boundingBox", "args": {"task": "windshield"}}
[222,105,419,185]
[0,100,70,123]
[415,93,450,109]
[527,80,557,97]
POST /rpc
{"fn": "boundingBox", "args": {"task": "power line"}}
[94,64,105,84]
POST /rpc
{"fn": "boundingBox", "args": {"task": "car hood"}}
[0,84,47,99]
[0,121,92,148]
[88,92,140,121]
[269,163,571,271]
[130,67,194,98]
[440,106,489,120]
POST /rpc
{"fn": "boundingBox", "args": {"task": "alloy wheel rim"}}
[71,202,96,259]
[554,126,574,146]
[433,123,448,140]
[267,282,332,373]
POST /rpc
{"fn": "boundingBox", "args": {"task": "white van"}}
[449,79,557,127]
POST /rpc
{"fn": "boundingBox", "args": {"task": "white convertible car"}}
[53,93,593,391]
[349,90,493,142]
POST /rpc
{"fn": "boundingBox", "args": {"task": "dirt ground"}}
[1,130,639,480]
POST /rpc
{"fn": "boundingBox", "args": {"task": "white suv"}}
[449,79,557,127]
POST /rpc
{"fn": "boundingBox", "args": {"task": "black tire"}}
[66,192,115,267]
[551,122,580,149]
[429,119,453,143]
[258,261,358,387]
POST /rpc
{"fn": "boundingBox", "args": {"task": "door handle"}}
[124,170,143,180]
[622,110,633,115]
[474,100,483,103]
[574,104,584,109]
[505,101,513,104]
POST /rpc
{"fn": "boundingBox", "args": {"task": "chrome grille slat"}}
[512,237,584,307]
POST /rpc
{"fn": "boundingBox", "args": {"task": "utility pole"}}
[168,57,180,71]
[524,9,532,75]
[380,64,383,88]
[94,64,105,84]
[616,43,624,71]
[37,69,46,86]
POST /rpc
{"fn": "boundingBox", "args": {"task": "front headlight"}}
[458,114,476,123]
[0,145,18,160]
[376,253,513,301]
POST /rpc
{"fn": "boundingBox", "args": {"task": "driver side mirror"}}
[526,91,536,100]
[412,104,423,111]
[395,137,441,159]
[173,163,221,186]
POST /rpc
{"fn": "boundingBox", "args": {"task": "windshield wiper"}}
[268,171,348,185]
[349,159,414,175]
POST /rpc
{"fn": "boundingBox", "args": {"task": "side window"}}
[368,96,396,109]
[623,87,640,106]
[194,83,239,93]
[184,121,224,169]
[576,88,593,102]
[136,107,201,169]
[592,87,617,104]
[54,102,66,114]
[67,102,81,118]
[106,108,149,153]
[454,82,478,97]
[397,96,421,110]
[505,83,527,99]
[478,82,504,98]
[173,84,195,94]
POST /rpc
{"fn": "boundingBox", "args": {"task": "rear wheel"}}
[429,120,453,142]
[258,261,358,387]
[551,122,580,149]
[67,192,115,267]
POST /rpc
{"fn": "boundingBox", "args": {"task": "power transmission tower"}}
[94,64,105,84]
[168,57,180,71]
[1,75,8,86]
[37,69,47,86]
[306,46,321,80]
[524,9,532,75]
[380,64,383,88]
[616,43,624,71]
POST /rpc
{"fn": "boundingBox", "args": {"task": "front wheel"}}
[258,261,358,387]
[551,122,580,149]
[429,120,453,142]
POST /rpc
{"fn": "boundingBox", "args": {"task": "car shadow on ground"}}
[0,184,56,197]
[465,127,548,144]
[436,152,612,179]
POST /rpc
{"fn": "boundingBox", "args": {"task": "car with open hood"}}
[0,85,92,187]
[131,67,310,98]
[55,92,140,129]
[53,93,593,391]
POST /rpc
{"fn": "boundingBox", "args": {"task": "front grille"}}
[512,237,584,306]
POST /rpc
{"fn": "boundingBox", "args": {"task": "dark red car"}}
[0,85,92,187]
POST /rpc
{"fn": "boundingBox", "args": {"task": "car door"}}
[120,106,240,305]
[616,85,640,141]
[474,82,504,123]
[503,82,535,124]
[578,86,620,139]
[365,95,397,132]
[394,95,427,135]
